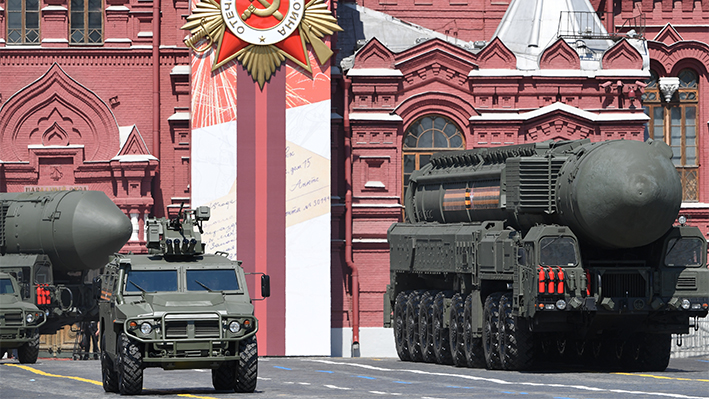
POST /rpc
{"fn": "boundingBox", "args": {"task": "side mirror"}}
[261,275,271,298]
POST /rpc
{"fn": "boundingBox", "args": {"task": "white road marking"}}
[324,384,352,390]
[303,359,708,399]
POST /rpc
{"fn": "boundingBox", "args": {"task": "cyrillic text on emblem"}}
[222,0,304,45]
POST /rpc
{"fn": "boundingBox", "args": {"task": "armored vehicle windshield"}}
[186,269,239,291]
[0,277,15,294]
[123,265,244,294]
[125,270,178,293]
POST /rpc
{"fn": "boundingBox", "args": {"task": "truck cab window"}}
[664,237,703,267]
[539,237,577,266]
[34,263,51,284]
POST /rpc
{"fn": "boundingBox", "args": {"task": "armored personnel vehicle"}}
[0,272,46,363]
[385,139,709,371]
[0,191,132,336]
[99,205,270,395]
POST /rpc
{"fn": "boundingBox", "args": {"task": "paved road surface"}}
[1,356,707,398]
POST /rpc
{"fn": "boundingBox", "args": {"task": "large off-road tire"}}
[432,292,453,365]
[418,291,437,363]
[561,339,587,366]
[405,291,424,361]
[101,334,119,393]
[599,339,625,371]
[482,293,502,370]
[463,294,485,368]
[212,361,237,391]
[234,335,258,393]
[117,332,143,395]
[17,329,39,364]
[448,293,467,367]
[638,333,671,372]
[498,293,534,370]
[393,291,411,361]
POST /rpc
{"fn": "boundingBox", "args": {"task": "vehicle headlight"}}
[26,313,35,323]
[555,299,567,310]
[229,321,241,333]
[140,322,153,335]
[681,299,691,310]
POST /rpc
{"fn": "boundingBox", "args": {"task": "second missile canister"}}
[406,139,682,249]
[0,190,132,272]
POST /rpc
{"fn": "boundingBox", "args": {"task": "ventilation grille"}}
[0,203,9,250]
[601,273,646,297]
[676,276,697,290]
[165,319,221,339]
[165,321,188,339]
[508,158,564,213]
[2,312,23,326]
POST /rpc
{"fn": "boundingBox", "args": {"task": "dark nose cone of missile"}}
[559,140,682,249]
[53,191,133,271]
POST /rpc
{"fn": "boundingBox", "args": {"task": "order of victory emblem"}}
[182,0,342,87]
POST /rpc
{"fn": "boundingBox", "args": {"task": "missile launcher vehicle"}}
[0,190,132,334]
[0,272,47,363]
[99,205,270,395]
[385,139,709,371]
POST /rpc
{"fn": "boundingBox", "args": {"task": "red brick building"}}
[1,0,707,356]
[0,0,190,253]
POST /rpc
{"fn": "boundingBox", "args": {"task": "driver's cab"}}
[519,225,580,270]
[657,223,708,304]
[519,225,583,304]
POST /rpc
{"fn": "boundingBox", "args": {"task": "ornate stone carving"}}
[659,76,680,102]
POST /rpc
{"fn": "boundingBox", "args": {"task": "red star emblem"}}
[212,0,310,72]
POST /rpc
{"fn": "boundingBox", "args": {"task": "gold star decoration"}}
[182,0,342,88]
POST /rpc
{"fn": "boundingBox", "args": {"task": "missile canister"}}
[405,139,681,249]
[0,190,132,272]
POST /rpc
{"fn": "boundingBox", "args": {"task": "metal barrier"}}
[672,317,709,358]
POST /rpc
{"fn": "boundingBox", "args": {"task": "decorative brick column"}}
[105,0,131,47]
[41,0,69,47]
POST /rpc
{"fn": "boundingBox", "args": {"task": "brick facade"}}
[0,0,190,252]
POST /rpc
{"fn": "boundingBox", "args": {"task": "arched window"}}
[642,69,699,201]
[403,115,465,196]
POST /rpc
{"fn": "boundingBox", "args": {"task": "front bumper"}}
[123,311,257,364]
[0,310,46,348]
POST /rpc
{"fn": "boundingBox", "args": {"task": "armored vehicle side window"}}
[0,278,15,294]
[665,238,704,267]
[125,270,178,293]
[186,269,239,291]
[540,237,577,266]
